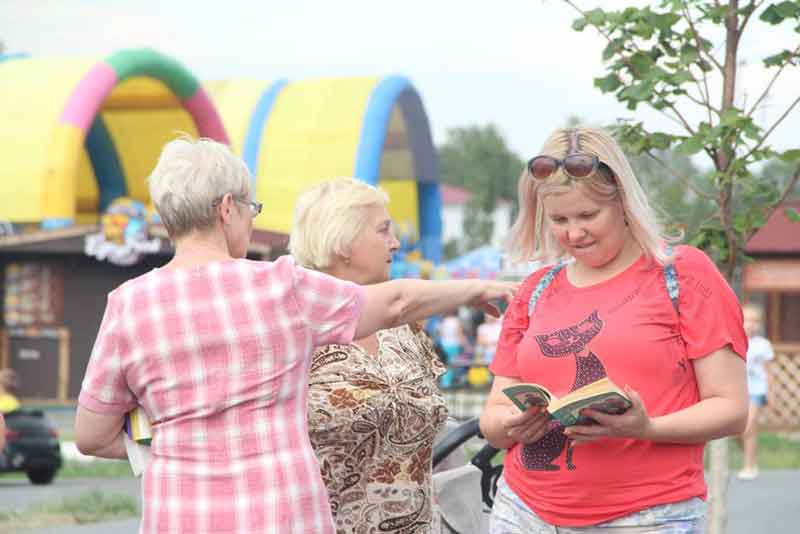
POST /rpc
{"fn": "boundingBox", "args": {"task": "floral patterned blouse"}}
[308,323,449,534]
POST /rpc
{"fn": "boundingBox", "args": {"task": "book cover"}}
[502,377,632,428]
[124,406,152,446]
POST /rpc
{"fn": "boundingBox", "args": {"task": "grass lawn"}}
[0,459,134,481]
[720,431,800,470]
[0,490,138,531]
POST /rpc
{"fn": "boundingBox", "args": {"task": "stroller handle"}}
[432,416,504,509]
[432,417,481,467]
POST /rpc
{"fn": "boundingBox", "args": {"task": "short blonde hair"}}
[290,178,389,270]
[147,136,252,239]
[507,127,679,265]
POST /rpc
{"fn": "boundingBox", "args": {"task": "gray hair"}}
[147,136,252,239]
[290,178,389,270]
[507,127,680,265]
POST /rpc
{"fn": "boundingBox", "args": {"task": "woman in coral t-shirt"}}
[479,127,749,533]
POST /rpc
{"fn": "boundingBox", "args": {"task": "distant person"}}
[74,137,517,534]
[438,311,468,362]
[0,369,20,413]
[476,313,502,364]
[480,127,748,532]
[438,311,469,388]
[737,304,775,481]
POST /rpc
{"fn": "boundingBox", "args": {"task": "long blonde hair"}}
[507,127,679,265]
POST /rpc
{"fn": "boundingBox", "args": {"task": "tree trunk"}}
[707,439,728,534]
[707,3,740,533]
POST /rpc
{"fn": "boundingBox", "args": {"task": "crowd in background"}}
[428,307,503,389]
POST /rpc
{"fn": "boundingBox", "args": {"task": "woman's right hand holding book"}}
[502,405,552,445]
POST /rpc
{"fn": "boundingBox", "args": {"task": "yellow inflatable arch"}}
[0,49,228,227]
[238,76,442,261]
[0,49,442,261]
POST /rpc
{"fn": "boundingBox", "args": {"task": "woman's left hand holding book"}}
[564,386,652,443]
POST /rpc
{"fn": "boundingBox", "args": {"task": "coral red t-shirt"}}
[488,246,747,526]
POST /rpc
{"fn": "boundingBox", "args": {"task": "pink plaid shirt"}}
[79,256,365,534]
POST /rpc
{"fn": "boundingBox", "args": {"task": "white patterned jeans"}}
[490,476,706,534]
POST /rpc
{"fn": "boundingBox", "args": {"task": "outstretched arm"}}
[355,279,516,340]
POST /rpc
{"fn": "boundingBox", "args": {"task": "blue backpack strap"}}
[528,263,565,317]
[663,245,679,314]
[526,253,679,317]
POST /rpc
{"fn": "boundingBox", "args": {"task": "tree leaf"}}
[785,207,800,223]
[629,52,655,77]
[634,20,654,39]
[675,136,704,155]
[763,50,794,67]
[649,133,673,150]
[586,8,607,26]
[653,12,681,31]
[594,73,623,93]
[603,38,624,61]
[671,69,695,85]
[776,1,800,18]
[679,44,700,65]
[572,18,589,31]
[759,2,798,24]
[720,107,745,127]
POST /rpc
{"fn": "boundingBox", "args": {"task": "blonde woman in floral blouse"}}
[291,178,450,534]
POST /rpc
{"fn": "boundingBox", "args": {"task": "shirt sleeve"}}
[78,291,136,415]
[284,256,366,346]
[488,269,546,378]
[674,245,748,360]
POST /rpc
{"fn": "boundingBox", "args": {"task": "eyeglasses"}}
[527,154,615,182]
[212,196,263,218]
[239,199,263,217]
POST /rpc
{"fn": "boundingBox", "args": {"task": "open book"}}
[502,377,632,427]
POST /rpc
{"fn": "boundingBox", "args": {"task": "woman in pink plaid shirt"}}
[75,137,515,534]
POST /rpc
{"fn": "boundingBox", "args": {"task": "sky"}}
[2,0,798,162]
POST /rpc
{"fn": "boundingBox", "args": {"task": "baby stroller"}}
[432,417,503,534]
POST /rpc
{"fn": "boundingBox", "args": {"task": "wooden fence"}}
[761,343,800,431]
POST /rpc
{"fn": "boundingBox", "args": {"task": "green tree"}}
[629,150,717,237]
[438,125,523,252]
[565,1,800,532]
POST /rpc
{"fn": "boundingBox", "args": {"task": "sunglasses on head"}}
[527,153,615,182]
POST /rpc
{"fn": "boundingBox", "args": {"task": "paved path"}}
[2,471,797,533]
[727,470,800,534]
